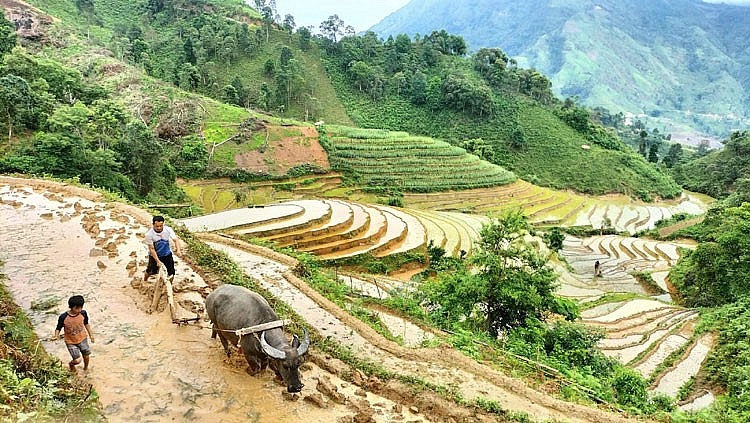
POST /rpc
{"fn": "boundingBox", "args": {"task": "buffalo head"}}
[260,329,310,393]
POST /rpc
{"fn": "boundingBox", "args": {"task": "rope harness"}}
[213,319,291,347]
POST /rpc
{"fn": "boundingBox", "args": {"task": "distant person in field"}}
[144,215,182,281]
[594,260,602,277]
[53,295,95,373]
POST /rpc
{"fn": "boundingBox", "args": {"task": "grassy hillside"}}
[1,0,679,207]
[27,0,352,126]
[324,54,680,199]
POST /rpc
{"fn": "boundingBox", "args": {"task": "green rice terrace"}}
[324,126,517,192]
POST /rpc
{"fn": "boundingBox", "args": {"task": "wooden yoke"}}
[235,319,292,336]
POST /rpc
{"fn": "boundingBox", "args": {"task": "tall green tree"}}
[0,14,17,55]
[0,74,33,139]
[319,14,344,42]
[472,210,576,332]
[422,210,577,335]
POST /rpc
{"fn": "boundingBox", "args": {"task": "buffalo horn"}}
[260,331,286,360]
[296,329,310,356]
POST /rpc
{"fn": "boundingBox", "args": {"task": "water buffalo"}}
[205,284,309,393]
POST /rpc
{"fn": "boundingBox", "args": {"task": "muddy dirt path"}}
[0,177,396,422]
[0,177,640,423]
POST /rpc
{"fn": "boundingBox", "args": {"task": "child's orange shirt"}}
[55,310,89,344]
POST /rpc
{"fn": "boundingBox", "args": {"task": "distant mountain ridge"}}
[371,0,750,142]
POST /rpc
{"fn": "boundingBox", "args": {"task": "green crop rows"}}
[327,126,516,192]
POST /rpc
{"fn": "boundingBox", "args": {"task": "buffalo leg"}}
[243,351,263,375]
[216,332,232,357]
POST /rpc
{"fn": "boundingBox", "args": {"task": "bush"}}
[611,368,648,409]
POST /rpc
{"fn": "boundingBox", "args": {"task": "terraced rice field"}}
[180,171,715,410]
[180,174,351,214]
[327,126,516,192]
[557,234,711,409]
[405,181,711,234]
[178,199,483,261]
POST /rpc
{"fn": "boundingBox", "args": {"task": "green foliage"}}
[543,227,565,252]
[0,48,187,203]
[472,210,577,332]
[174,136,209,178]
[673,131,750,201]
[698,299,750,412]
[507,319,614,375]
[670,203,750,307]
[611,368,648,409]
[324,40,680,198]
[326,251,426,275]
[0,14,16,56]
[420,210,578,334]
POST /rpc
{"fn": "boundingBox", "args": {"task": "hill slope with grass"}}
[323,43,680,199]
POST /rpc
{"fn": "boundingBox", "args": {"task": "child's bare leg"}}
[69,357,82,373]
[83,355,90,370]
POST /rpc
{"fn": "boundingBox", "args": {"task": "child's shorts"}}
[66,338,91,360]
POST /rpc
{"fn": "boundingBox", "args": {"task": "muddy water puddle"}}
[0,185,349,422]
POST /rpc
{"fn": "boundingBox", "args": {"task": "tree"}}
[297,26,312,51]
[263,59,275,76]
[349,61,372,91]
[258,82,272,111]
[638,130,648,157]
[254,0,277,43]
[111,121,163,196]
[279,46,293,68]
[472,210,576,333]
[0,14,17,55]
[408,71,427,104]
[221,84,239,106]
[174,136,208,177]
[47,101,92,139]
[88,99,128,150]
[391,72,407,96]
[662,143,682,168]
[544,227,565,252]
[648,143,659,163]
[275,58,304,108]
[32,132,88,177]
[0,74,34,139]
[319,14,344,42]
[422,210,577,335]
[510,127,526,150]
[282,14,295,33]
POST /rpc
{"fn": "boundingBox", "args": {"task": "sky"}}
[273,0,750,35]
[703,0,750,4]
[274,0,410,33]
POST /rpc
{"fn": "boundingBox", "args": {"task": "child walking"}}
[53,295,95,373]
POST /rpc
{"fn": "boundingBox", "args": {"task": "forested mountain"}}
[0,0,681,202]
[370,0,750,142]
